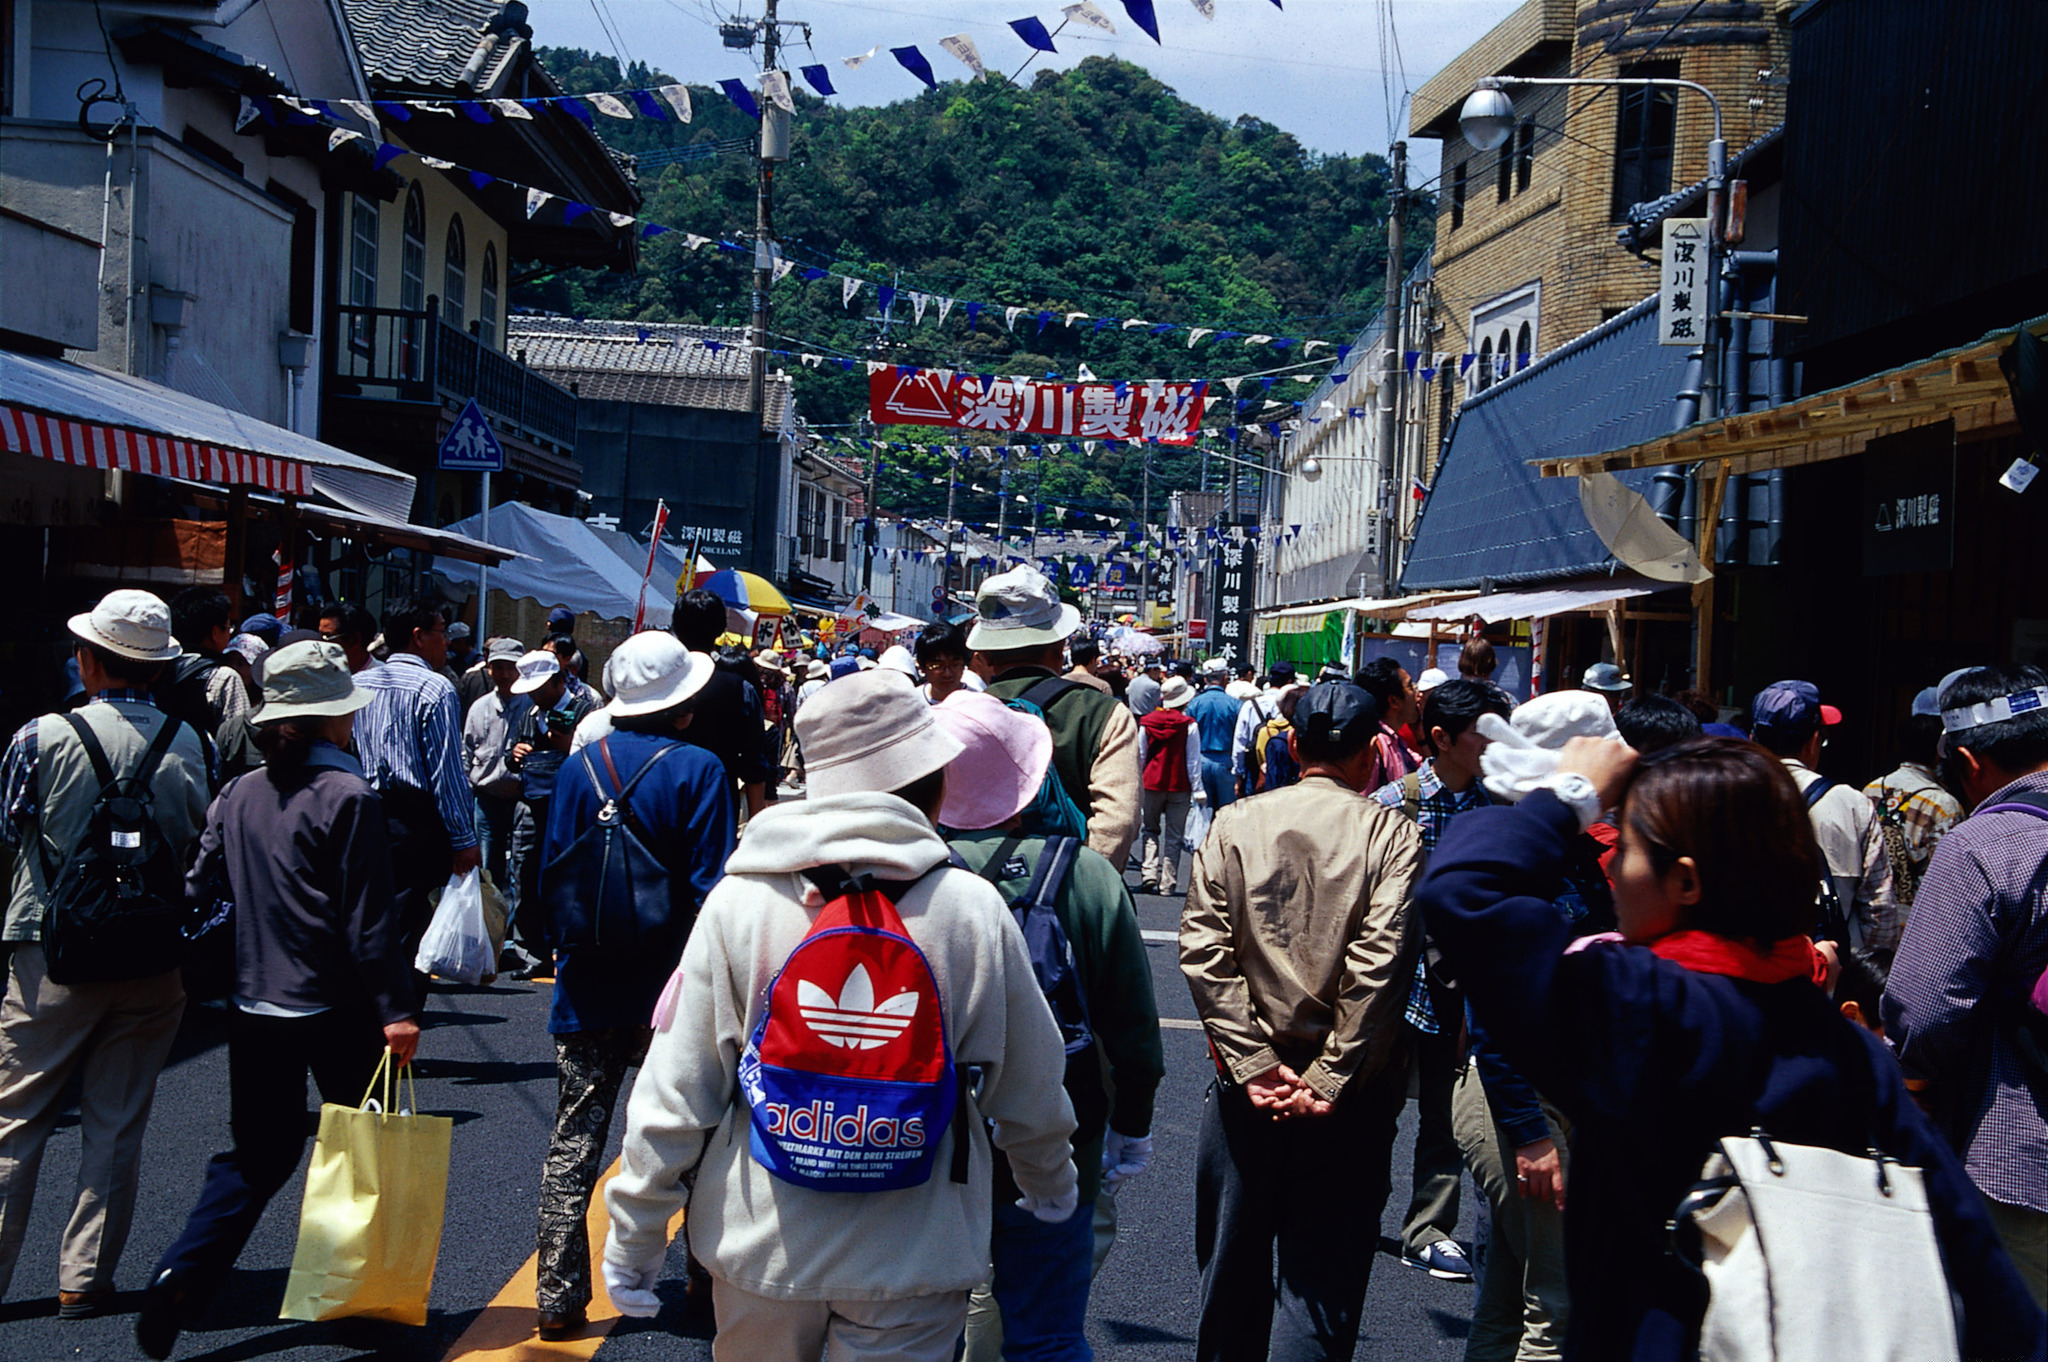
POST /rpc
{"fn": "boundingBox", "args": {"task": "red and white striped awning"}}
[2,403,310,495]
[0,349,415,520]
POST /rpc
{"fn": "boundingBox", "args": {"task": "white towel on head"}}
[1479,694,1621,802]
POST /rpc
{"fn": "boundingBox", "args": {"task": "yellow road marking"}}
[438,1157,687,1362]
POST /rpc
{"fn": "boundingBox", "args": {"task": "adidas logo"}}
[798,965,919,1049]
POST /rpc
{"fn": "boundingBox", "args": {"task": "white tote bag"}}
[1676,1132,1959,1362]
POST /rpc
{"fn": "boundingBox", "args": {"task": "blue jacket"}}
[541,730,734,1033]
[1419,791,2044,1362]
[1186,687,1238,755]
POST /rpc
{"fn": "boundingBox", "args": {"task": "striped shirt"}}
[352,653,475,850]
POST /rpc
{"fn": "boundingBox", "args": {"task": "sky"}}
[527,0,1527,186]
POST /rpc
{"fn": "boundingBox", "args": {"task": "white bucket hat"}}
[1159,675,1194,709]
[605,632,714,717]
[878,644,919,678]
[69,589,180,662]
[967,566,1080,651]
[794,668,963,800]
[510,649,561,695]
[257,640,371,722]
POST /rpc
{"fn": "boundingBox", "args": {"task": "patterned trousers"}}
[536,1027,649,1313]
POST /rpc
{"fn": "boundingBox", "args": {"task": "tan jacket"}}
[1088,703,1141,870]
[1180,774,1423,1101]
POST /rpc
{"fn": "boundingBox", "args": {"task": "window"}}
[268,181,317,335]
[348,196,379,350]
[1477,337,1494,391]
[442,216,466,331]
[1516,120,1535,194]
[1517,321,1533,372]
[831,498,846,562]
[1611,62,1679,221]
[479,245,499,349]
[1450,161,1467,230]
[1496,142,1511,203]
[399,185,426,377]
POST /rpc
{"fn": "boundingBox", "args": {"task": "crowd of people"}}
[0,565,2041,1362]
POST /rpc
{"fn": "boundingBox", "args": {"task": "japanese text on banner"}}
[869,367,1207,445]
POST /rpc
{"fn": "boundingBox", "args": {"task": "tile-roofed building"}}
[504,316,803,582]
[343,0,527,93]
[508,317,793,431]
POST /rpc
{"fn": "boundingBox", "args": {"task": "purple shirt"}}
[1883,768,2048,1212]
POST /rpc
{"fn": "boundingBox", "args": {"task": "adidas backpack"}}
[739,867,964,1192]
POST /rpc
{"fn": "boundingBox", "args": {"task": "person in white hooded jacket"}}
[601,667,1079,1361]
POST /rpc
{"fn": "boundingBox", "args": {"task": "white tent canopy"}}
[438,502,696,628]
[1404,576,1666,625]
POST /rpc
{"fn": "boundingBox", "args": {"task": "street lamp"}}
[1458,74,1727,419]
[1300,456,1324,482]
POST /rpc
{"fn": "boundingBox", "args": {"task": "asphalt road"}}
[0,861,1480,1362]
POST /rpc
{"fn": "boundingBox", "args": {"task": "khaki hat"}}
[795,668,963,800]
[257,640,370,722]
[605,632,714,717]
[1159,675,1194,709]
[967,566,1080,652]
[510,649,561,695]
[69,589,179,662]
[808,658,832,682]
[754,650,786,674]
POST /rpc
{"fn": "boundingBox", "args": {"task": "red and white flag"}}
[272,547,293,618]
[633,499,670,633]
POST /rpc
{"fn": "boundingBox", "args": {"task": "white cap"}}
[510,649,561,694]
[1417,667,1452,694]
[606,632,715,717]
[68,589,179,662]
[879,644,919,678]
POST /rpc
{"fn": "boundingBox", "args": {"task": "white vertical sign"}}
[1658,218,1709,347]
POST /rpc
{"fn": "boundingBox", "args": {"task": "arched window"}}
[1500,328,1514,372]
[1517,321,1533,371]
[1477,336,1494,391]
[347,195,378,350]
[478,244,499,349]
[443,216,467,331]
[399,184,427,378]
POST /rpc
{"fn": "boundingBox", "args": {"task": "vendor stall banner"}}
[869,368,1206,444]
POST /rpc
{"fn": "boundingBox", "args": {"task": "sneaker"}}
[1138,880,1159,895]
[1404,1238,1474,1281]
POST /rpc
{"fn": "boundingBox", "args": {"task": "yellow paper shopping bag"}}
[280,1052,453,1326]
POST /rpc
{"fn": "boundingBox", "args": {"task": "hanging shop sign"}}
[1862,420,1956,577]
[869,368,1207,445]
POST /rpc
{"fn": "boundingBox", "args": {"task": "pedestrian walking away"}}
[601,668,1078,1362]
[1136,674,1200,897]
[136,640,419,1359]
[1181,680,1424,1361]
[0,590,211,1319]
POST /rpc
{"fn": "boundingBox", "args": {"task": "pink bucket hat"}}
[930,691,1052,831]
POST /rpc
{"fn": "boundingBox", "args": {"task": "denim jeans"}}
[1199,754,1237,810]
[986,1195,1096,1361]
[475,793,517,904]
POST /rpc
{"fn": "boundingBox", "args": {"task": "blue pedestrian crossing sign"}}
[438,399,505,472]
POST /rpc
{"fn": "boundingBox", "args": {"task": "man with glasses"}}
[1750,679,1897,955]
[315,603,377,674]
[353,597,479,970]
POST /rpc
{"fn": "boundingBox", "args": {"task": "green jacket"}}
[949,828,1164,1204]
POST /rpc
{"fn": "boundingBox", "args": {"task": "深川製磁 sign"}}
[869,368,1207,445]
[1862,420,1955,577]
[1658,219,1709,348]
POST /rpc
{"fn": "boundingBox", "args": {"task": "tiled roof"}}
[507,317,791,429]
[340,0,524,93]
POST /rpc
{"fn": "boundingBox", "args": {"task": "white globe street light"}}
[1299,456,1324,482]
[1458,78,1517,152]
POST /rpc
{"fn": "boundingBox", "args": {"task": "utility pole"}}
[1139,451,1151,624]
[748,0,781,430]
[859,415,877,592]
[943,448,958,605]
[1376,140,1405,597]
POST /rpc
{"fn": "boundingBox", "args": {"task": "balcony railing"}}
[332,298,577,450]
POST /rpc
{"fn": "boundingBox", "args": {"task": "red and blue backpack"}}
[738,866,967,1192]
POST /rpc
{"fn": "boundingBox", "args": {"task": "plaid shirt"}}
[0,690,159,847]
[1371,759,1491,1033]
[1864,763,1964,877]
[1884,769,2048,1212]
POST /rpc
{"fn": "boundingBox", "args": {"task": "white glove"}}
[1016,1185,1081,1224]
[601,1241,667,1318]
[1102,1131,1154,1191]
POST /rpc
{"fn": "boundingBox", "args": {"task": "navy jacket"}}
[1419,791,2044,1362]
[541,730,734,1034]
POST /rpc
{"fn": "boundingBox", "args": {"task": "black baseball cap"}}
[1294,681,1379,747]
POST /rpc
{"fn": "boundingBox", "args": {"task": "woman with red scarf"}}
[1416,736,2043,1360]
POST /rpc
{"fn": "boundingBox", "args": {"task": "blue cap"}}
[828,656,861,680]
[1269,661,1297,683]
[547,606,576,628]
[1750,679,1842,734]
[1702,721,1749,740]
[238,612,282,644]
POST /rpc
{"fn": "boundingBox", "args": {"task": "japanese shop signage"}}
[1862,420,1955,577]
[1210,529,1258,665]
[869,367,1208,444]
[1658,219,1708,347]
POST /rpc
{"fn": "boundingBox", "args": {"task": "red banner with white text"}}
[868,368,1208,445]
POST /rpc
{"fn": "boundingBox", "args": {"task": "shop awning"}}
[0,350,416,521]
[1533,314,2040,479]
[1405,575,1667,624]
[176,482,529,567]
[1259,591,1478,624]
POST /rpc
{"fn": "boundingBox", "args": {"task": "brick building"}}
[1407,0,1792,468]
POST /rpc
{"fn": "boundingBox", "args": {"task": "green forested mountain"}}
[519,49,1430,521]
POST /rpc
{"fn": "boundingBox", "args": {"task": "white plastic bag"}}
[1183,800,1213,853]
[414,869,493,984]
